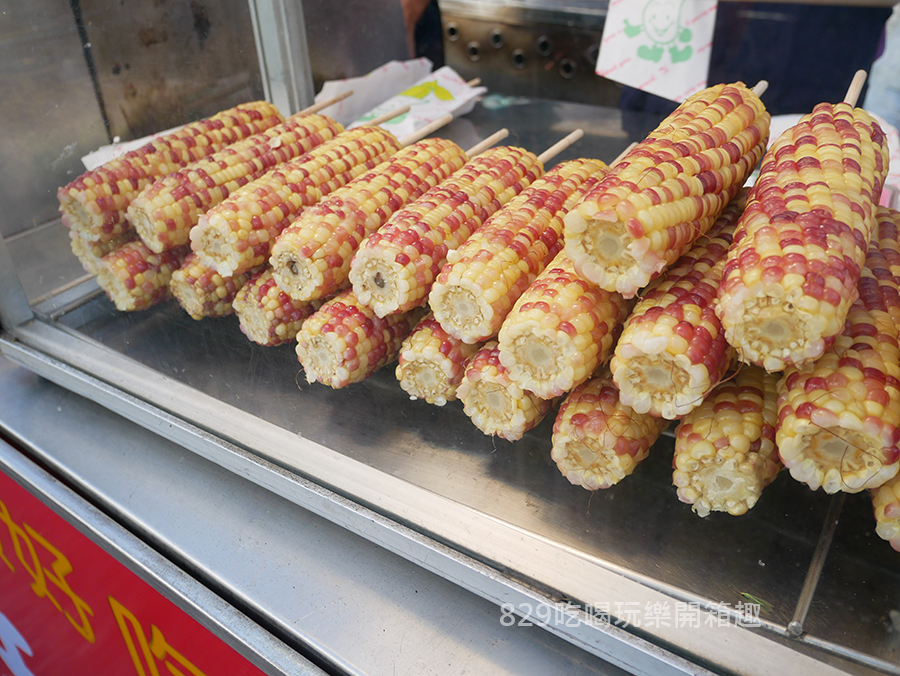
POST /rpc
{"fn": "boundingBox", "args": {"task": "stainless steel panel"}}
[80,0,265,140]
[8,325,868,676]
[0,0,108,237]
[248,0,316,115]
[4,222,87,305]
[0,433,325,676]
[441,0,620,107]
[301,0,410,91]
[0,351,632,676]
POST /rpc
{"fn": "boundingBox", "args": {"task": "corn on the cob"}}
[717,102,890,371]
[169,253,257,320]
[551,370,669,490]
[776,234,900,493]
[59,101,283,244]
[95,241,189,311]
[296,288,425,388]
[610,194,746,419]
[564,83,769,299]
[496,252,632,399]
[875,206,900,304]
[456,341,553,441]
[270,138,468,302]
[191,126,402,278]
[349,146,544,317]
[872,473,900,551]
[429,159,609,344]
[232,268,321,346]
[69,228,138,276]
[396,313,483,406]
[673,365,781,516]
[128,113,344,253]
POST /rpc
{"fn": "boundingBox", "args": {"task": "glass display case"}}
[2,2,899,675]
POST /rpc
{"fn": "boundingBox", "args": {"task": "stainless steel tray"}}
[3,97,899,676]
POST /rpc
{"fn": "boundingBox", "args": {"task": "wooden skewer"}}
[751,80,768,98]
[611,141,638,166]
[843,69,867,107]
[297,90,354,116]
[466,78,482,87]
[399,113,454,146]
[537,129,584,164]
[464,129,510,157]
[367,105,412,127]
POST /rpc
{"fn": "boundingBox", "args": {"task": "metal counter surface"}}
[2,97,899,675]
[0,352,628,676]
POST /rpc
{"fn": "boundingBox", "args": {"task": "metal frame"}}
[0,437,327,676]
[3,323,886,676]
[247,0,316,115]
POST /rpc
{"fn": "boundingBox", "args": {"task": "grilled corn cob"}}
[59,101,283,244]
[296,288,425,388]
[349,146,544,317]
[456,341,553,441]
[564,83,769,298]
[169,253,257,320]
[270,138,468,302]
[610,194,746,419]
[872,473,900,551]
[718,102,890,371]
[776,234,900,493]
[875,206,900,297]
[551,370,669,490]
[69,228,138,276]
[430,158,609,344]
[496,253,632,399]
[128,113,344,253]
[95,240,189,311]
[233,268,322,346]
[673,365,781,516]
[191,126,402,278]
[396,313,483,406]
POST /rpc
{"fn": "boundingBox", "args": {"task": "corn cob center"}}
[271,252,317,297]
[403,360,443,396]
[579,215,632,270]
[553,410,642,489]
[785,424,891,492]
[506,334,560,380]
[303,335,340,382]
[465,382,518,427]
[439,287,485,332]
[354,258,402,307]
[690,459,762,517]
[619,353,691,399]
[730,295,814,368]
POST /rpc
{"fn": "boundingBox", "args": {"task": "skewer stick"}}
[464,129,510,157]
[611,142,637,166]
[399,113,454,146]
[466,78,482,87]
[843,69,867,107]
[367,105,412,127]
[297,90,354,116]
[751,80,768,98]
[537,129,584,164]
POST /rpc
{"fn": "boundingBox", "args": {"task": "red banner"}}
[0,467,270,676]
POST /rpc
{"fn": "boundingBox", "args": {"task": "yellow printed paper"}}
[596,0,717,102]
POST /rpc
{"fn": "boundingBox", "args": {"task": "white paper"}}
[348,66,487,141]
[596,0,717,102]
[315,58,434,126]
